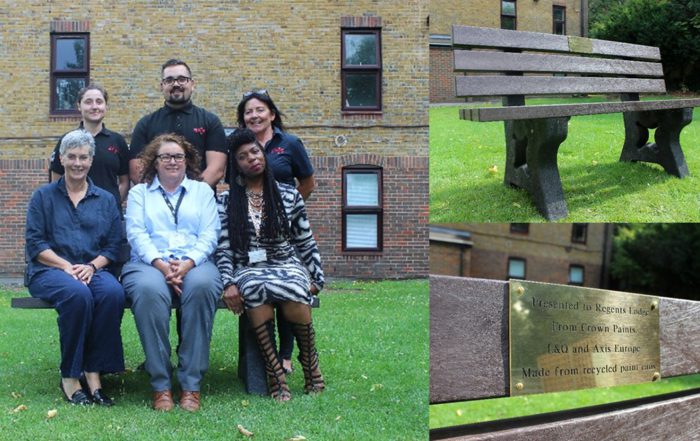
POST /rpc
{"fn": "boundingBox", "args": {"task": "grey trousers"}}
[122,260,222,392]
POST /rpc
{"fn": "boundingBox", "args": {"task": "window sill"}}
[49,114,81,123]
[341,111,383,120]
[341,250,384,256]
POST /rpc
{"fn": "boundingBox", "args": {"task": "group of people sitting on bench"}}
[25,59,324,411]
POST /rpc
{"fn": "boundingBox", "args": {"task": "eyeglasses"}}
[156,153,186,162]
[243,89,269,98]
[161,76,192,86]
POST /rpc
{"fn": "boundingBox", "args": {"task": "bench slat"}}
[11,296,228,309]
[461,98,700,122]
[454,50,664,77]
[452,25,661,60]
[455,76,667,97]
[429,276,700,404]
[11,296,319,310]
[432,391,700,440]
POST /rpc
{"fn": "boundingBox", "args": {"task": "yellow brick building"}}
[430,223,612,288]
[0,1,429,279]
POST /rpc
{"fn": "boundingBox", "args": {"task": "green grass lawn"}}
[430,97,700,222]
[0,280,428,441]
[430,372,700,430]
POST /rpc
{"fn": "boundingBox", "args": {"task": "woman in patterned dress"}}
[215,128,325,401]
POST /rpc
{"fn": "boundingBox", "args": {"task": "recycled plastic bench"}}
[429,276,700,440]
[452,25,700,220]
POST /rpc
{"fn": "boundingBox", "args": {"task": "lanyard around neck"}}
[159,186,186,227]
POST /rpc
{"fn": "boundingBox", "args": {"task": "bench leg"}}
[237,314,269,395]
[620,108,692,178]
[504,117,570,220]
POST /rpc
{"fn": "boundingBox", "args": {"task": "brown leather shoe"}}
[152,390,174,411]
[179,391,201,412]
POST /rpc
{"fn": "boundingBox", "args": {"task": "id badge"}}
[169,232,188,249]
[248,248,267,263]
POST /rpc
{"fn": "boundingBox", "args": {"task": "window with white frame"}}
[342,166,383,251]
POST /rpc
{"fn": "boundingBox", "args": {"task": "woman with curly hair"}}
[216,128,324,401]
[122,133,222,412]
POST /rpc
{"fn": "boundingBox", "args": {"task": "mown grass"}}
[429,372,700,429]
[430,97,700,222]
[0,280,428,441]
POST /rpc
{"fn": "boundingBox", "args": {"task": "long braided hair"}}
[226,128,290,251]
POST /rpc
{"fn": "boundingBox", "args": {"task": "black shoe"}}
[60,380,92,405]
[90,389,114,406]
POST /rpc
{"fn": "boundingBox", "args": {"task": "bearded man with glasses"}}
[128,59,227,189]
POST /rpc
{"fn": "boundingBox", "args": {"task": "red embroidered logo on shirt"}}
[271,147,285,154]
[193,127,206,135]
[107,145,119,154]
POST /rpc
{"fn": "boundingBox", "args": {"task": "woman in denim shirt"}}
[25,129,125,406]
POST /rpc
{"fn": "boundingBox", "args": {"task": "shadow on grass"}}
[560,160,675,212]
[430,160,678,223]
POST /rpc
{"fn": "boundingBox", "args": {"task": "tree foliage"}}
[589,0,700,91]
[610,224,700,300]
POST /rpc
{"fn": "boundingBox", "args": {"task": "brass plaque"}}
[509,281,660,396]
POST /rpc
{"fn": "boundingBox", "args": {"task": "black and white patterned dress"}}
[215,183,324,308]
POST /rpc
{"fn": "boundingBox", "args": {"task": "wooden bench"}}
[429,275,700,439]
[12,264,319,395]
[452,25,700,220]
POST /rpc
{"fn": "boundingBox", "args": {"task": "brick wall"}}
[311,154,429,278]
[429,46,458,103]
[428,241,470,277]
[0,1,429,280]
[0,160,48,276]
[429,0,499,36]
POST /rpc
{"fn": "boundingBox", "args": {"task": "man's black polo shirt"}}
[50,123,129,206]
[129,102,227,171]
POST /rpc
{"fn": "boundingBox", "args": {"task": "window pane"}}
[502,1,516,16]
[555,22,565,35]
[510,223,529,234]
[347,173,379,206]
[345,73,378,107]
[55,78,86,110]
[501,16,516,30]
[572,223,587,243]
[346,214,378,249]
[508,259,525,278]
[55,38,86,70]
[570,266,584,284]
[344,34,378,66]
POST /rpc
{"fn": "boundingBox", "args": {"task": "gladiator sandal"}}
[252,319,291,401]
[292,322,325,393]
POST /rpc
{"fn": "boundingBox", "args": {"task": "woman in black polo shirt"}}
[50,83,129,209]
[236,90,316,375]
